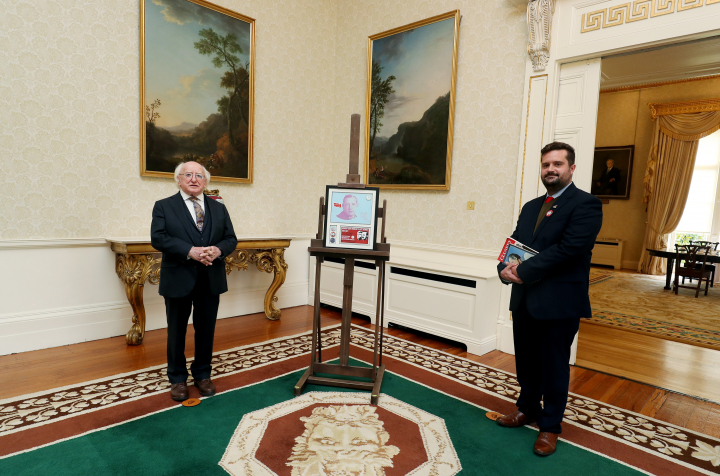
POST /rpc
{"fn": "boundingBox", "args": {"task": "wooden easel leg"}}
[371,365,385,405]
[294,367,312,396]
[310,257,323,364]
[379,261,386,367]
[295,256,324,396]
[372,260,384,376]
[339,258,355,367]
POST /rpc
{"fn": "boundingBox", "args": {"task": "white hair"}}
[174,161,211,189]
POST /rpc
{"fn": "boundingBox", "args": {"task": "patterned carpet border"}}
[588,309,720,351]
[589,273,614,286]
[0,325,346,437]
[1,325,719,474]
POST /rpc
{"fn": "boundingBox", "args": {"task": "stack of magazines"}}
[498,238,538,266]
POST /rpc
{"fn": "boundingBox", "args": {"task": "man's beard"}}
[541,173,570,194]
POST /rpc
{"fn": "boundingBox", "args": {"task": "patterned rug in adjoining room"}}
[588,269,720,350]
[1,325,718,475]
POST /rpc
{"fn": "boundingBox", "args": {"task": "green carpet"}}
[0,359,645,476]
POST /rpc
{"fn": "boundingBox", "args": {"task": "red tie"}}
[545,196,554,204]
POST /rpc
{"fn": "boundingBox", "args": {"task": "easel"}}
[294,114,390,405]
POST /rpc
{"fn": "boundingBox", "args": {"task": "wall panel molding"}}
[0,238,108,250]
[0,238,311,355]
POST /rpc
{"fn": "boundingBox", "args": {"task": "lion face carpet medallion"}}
[219,392,461,476]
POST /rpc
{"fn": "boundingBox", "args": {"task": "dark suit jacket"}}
[497,183,603,320]
[151,192,237,298]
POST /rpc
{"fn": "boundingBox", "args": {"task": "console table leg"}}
[115,254,161,346]
[251,248,288,320]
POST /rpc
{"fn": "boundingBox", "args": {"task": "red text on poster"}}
[340,227,370,244]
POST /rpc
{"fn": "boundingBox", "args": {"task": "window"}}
[671,130,720,248]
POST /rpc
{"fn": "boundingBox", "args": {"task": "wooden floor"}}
[577,321,720,404]
[1,305,719,439]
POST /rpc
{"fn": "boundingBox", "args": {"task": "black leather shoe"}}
[496,410,536,428]
[170,382,188,402]
[194,378,216,396]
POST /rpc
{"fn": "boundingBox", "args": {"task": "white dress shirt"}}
[179,189,205,227]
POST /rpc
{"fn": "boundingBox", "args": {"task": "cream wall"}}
[1,0,339,240]
[331,0,528,249]
[595,77,720,268]
[2,0,527,247]
[0,0,528,354]
[0,0,339,354]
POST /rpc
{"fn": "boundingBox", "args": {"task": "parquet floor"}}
[1,305,718,438]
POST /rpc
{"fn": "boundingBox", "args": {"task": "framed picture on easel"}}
[323,186,380,250]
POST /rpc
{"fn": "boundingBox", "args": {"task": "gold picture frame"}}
[364,10,460,190]
[140,0,255,183]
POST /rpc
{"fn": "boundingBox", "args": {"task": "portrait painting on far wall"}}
[591,146,634,199]
[365,11,460,190]
[141,0,255,183]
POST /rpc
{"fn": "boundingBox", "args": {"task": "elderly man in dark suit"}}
[594,158,621,195]
[496,142,603,456]
[151,161,237,402]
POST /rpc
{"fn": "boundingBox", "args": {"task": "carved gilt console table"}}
[107,237,291,345]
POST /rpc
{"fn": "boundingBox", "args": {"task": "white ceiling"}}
[600,36,720,90]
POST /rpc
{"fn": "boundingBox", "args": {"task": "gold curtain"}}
[638,107,720,275]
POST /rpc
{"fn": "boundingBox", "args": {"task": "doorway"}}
[572,36,720,402]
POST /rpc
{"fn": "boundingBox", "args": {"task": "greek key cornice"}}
[581,0,720,33]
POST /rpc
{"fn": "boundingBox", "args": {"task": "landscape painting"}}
[365,11,460,190]
[141,0,254,183]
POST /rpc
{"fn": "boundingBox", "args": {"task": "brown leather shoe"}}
[170,382,188,402]
[534,432,559,456]
[194,378,216,397]
[496,410,536,428]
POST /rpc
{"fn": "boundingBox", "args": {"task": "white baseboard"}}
[496,319,515,355]
[0,236,312,356]
[0,282,309,355]
[621,260,639,270]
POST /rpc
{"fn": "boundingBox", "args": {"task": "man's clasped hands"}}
[500,263,524,284]
[188,246,222,266]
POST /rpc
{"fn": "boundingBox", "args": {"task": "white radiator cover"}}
[591,239,623,269]
[311,242,502,356]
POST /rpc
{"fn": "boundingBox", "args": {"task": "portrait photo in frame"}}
[365,10,460,190]
[141,0,255,183]
[591,146,634,199]
[324,186,380,251]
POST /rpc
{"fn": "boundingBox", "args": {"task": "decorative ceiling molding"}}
[648,98,720,119]
[527,0,555,72]
[581,0,720,34]
[601,73,720,93]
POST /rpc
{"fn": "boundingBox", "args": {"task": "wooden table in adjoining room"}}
[647,247,720,290]
[107,237,291,345]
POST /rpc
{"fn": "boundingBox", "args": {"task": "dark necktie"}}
[534,196,555,233]
[188,196,204,231]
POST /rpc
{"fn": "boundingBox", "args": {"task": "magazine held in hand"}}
[498,238,538,266]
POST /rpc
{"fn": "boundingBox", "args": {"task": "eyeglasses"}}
[181,173,204,180]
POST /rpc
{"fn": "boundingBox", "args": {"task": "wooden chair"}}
[674,244,712,297]
[689,240,719,286]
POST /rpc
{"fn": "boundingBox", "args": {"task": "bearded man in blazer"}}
[151,161,237,402]
[496,142,603,456]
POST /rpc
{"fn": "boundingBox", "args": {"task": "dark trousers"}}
[512,303,580,434]
[164,267,219,384]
